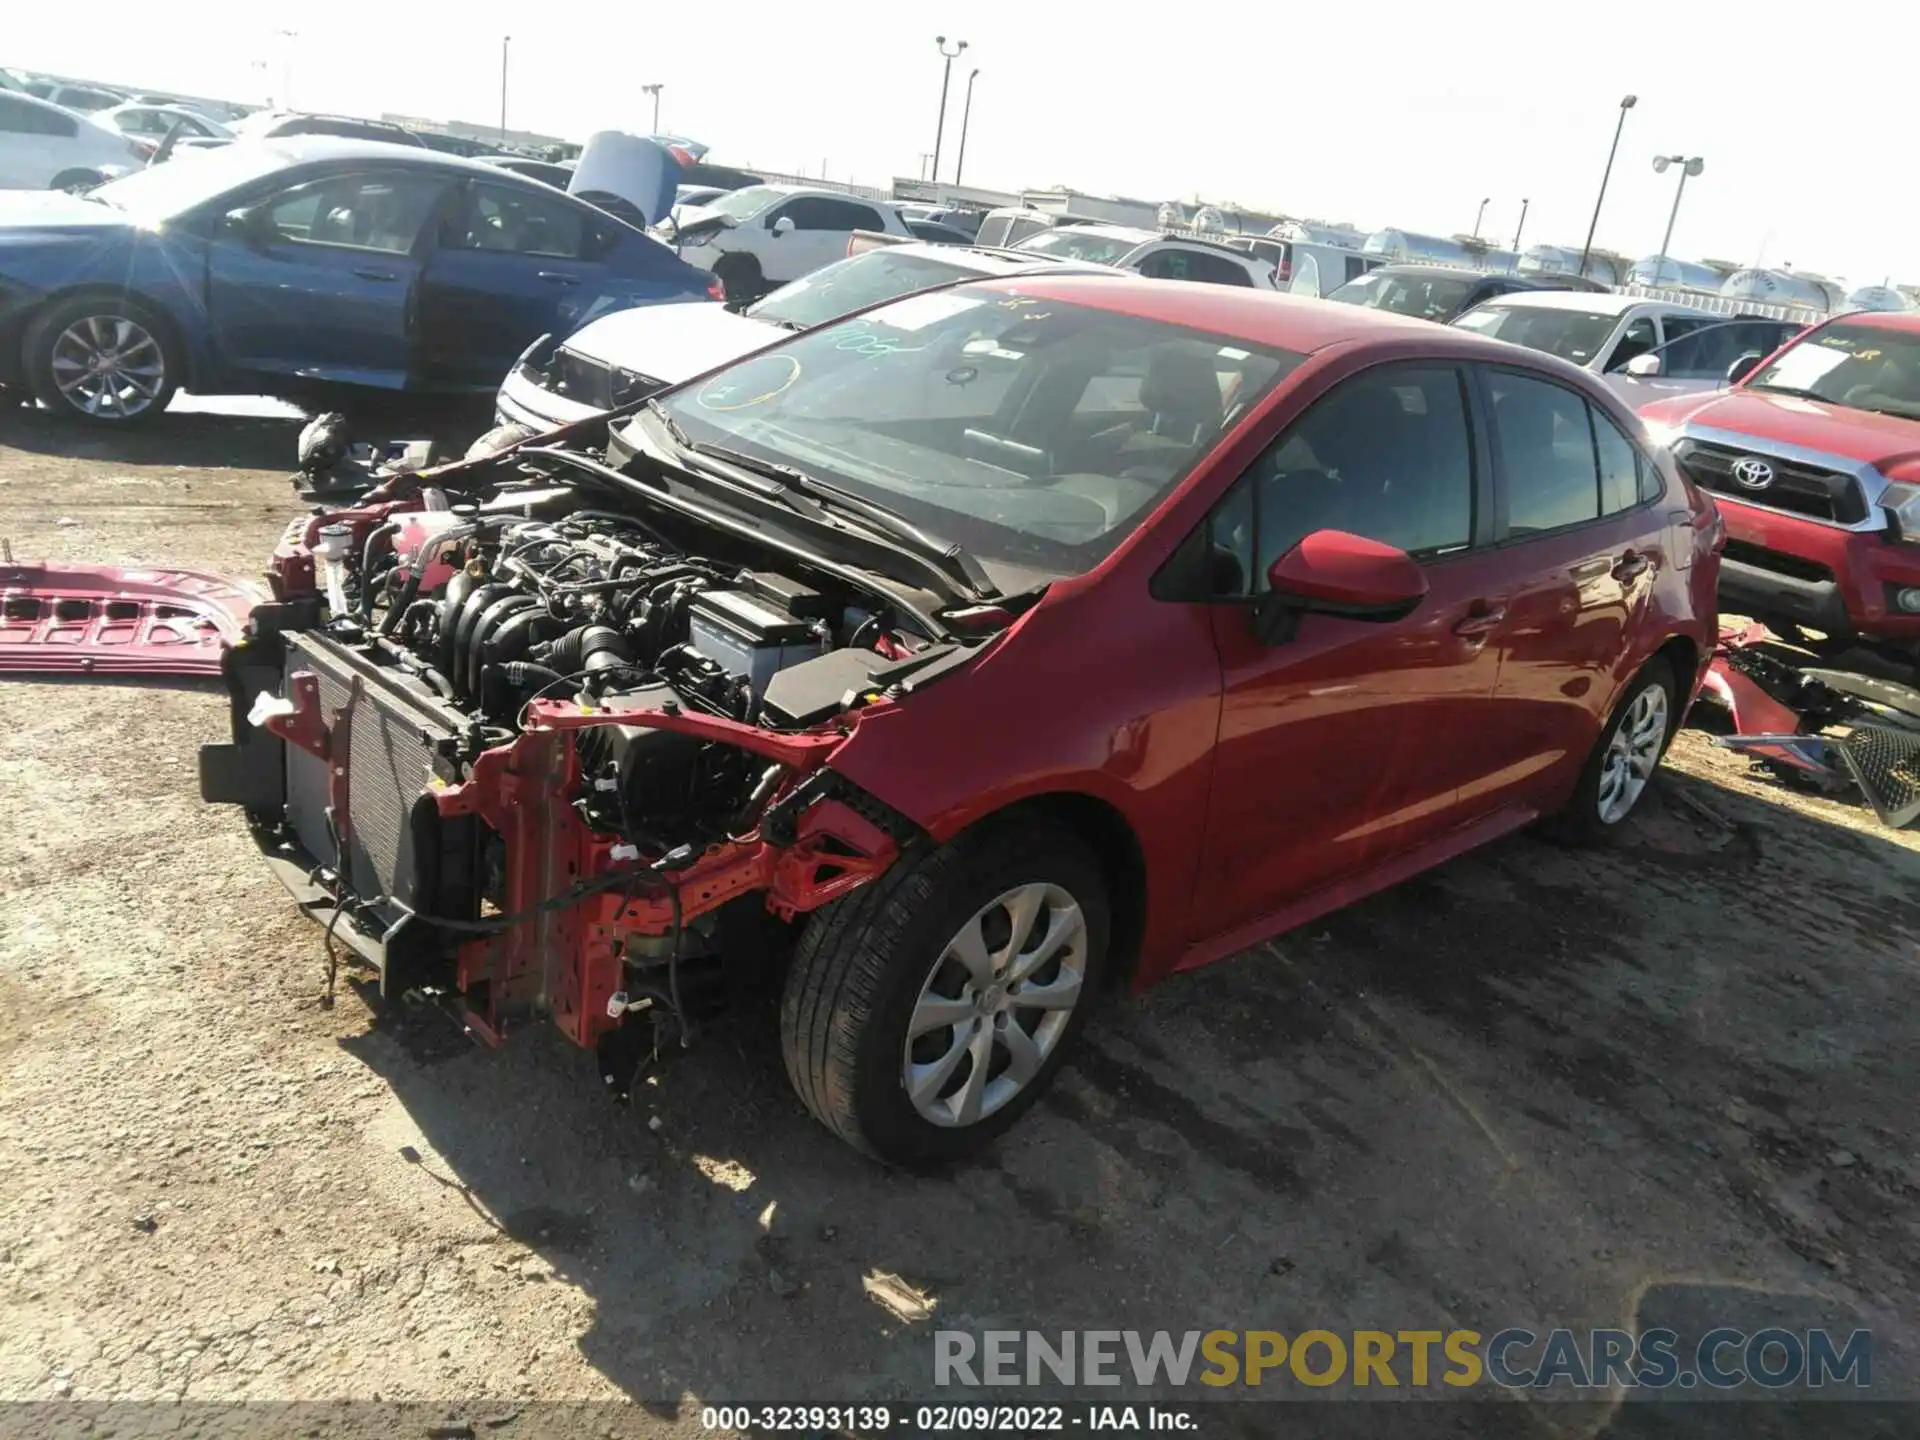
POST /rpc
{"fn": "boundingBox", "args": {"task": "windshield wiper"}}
[687,439,1000,599]
[637,403,997,599]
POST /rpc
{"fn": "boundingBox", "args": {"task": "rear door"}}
[1470,365,1670,813]
[418,179,622,387]
[1188,362,1519,938]
[205,166,452,386]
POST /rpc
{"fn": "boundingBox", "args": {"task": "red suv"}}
[1638,310,1920,662]
[199,278,1721,1165]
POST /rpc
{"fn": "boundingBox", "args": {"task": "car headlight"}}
[1883,481,1920,544]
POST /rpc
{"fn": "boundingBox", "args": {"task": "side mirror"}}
[770,215,795,238]
[1253,529,1428,645]
[1726,351,1765,385]
[1625,353,1663,377]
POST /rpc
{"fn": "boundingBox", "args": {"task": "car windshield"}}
[696,185,783,221]
[751,251,979,330]
[1327,271,1475,320]
[87,144,290,217]
[1452,304,1620,366]
[649,286,1301,578]
[1748,322,1920,420]
[1015,230,1142,266]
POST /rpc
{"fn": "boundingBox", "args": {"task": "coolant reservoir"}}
[393,511,463,591]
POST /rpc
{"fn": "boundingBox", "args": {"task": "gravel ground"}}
[2,406,1917,1437]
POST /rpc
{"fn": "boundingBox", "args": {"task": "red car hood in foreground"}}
[1640,387,1920,479]
[0,562,261,677]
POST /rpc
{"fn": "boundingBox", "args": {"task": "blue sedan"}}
[0,138,720,423]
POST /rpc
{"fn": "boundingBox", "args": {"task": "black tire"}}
[712,253,764,309]
[49,169,105,194]
[781,813,1110,1168]
[25,294,181,425]
[1544,656,1678,845]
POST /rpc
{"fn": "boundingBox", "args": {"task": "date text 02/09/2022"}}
[698,1403,1198,1432]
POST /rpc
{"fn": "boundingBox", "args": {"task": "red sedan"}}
[200,276,1723,1166]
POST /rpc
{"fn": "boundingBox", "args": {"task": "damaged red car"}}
[198,277,1722,1165]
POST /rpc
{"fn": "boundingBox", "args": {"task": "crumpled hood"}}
[561,301,781,385]
[1642,387,1920,475]
[0,190,133,239]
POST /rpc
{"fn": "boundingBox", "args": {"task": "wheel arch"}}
[971,790,1149,987]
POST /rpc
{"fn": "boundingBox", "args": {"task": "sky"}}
[9,0,1914,287]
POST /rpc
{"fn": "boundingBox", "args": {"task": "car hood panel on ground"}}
[562,300,778,382]
[1641,388,1920,471]
[0,562,261,677]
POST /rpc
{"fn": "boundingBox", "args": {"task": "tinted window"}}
[778,197,869,231]
[1209,366,1476,594]
[264,172,445,255]
[1660,319,1798,379]
[1138,248,1252,286]
[1489,371,1600,533]
[449,182,593,259]
[1605,316,1659,370]
[0,95,77,137]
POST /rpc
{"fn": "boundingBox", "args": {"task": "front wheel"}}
[780,814,1110,1167]
[1547,657,1677,843]
[25,296,180,424]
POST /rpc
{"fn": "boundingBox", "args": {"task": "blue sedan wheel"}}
[27,297,180,425]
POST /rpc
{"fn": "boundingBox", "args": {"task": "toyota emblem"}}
[1731,456,1776,490]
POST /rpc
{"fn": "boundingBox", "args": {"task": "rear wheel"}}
[1547,657,1677,843]
[780,814,1109,1168]
[25,295,180,424]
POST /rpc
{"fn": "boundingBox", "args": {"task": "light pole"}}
[642,83,663,133]
[1471,197,1490,240]
[499,36,511,141]
[1577,94,1637,277]
[1512,198,1530,252]
[930,36,967,185]
[276,29,298,109]
[1652,154,1705,271]
[954,68,980,186]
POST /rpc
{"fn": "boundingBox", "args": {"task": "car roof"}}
[1472,289,1701,316]
[971,274,1561,358]
[1367,264,1519,282]
[248,134,541,177]
[1825,310,1920,334]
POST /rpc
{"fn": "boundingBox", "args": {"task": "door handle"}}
[1612,550,1651,582]
[1452,604,1507,638]
[353,267,398,282]
[537,271,581,285]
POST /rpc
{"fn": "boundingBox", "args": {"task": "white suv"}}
[1011,223,1278,288]
[0,92,140,190]
[659,184,914,304]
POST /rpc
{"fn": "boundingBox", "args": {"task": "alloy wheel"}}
[50,315,167,419]
[902,882,1088,1127]
[1597,684,1669,824]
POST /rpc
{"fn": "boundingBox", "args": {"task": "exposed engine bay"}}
[200,418,1002,1080]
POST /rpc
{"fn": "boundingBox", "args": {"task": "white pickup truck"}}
[658,183,915,305]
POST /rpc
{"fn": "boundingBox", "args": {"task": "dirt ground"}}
[2,404,1917,1437]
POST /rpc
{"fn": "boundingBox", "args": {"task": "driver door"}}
[205,168,451,386]
[1186,363,1519,942]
